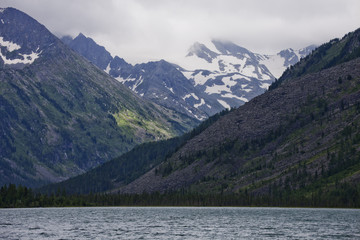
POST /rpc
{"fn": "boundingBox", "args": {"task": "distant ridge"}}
[63,34,315,119]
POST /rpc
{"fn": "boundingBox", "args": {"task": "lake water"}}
[0,207,359,239]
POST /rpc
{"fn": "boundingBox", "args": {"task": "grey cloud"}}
[2,0,360,64]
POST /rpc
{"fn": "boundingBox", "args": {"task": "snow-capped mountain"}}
[174,40,316,114]
[176,40,275,114]
[63,35,315,120]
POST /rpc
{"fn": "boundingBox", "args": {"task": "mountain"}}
[63,35,315,119]
[0,7,198,187]
[177,40,316,114]
[48,28,360,200]
[62,33,112,70]
[62,34,208,120]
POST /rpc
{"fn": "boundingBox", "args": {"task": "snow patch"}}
[222,76,238,87]
[193,71,213,86]
[181,70,194,79]
[217,99,231,109]
[191,93,199,100]
[243,88,252,93]
[206,40,221,54]
[260,54,286,78]
[104,63,111,74]
[166,87,174,94]
[222,93,248,102]
[0,50,42,65]
[178,54,219,72]
[205,84,230,95]
[241,64,257,78]
[257,66,272,80]
[115,76,126,83]
[182,93,199,101]
[0,37,21,52]
[0,37,42,65]
[196,115,206,121]
[115,76,136,84]
[182,93,191,100]
[260,82,271,90]
[218,55,247,73]
[132,76,143,92]
[194,98,205,108]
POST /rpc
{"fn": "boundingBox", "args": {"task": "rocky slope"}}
[0,8,197,187]
[119,57,360,194]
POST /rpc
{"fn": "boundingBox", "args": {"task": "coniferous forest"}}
[1,183,359,208]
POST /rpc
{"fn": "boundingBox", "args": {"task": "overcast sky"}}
[2,0,360,64]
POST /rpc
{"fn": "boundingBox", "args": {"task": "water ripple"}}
[0,207,359,239]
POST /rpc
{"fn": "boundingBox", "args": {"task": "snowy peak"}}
[186,42,218,63]
[175,40,315,116]
[212,40,255,59]
[181,39,274,80]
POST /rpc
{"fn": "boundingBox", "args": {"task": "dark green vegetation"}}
[2,184,359,208]
[40,109,231,194]
[45,28,360,208]
[0,8,198,188]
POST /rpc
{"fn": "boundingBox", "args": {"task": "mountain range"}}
[3,6,360,205]
[45,28,360,200]
[62,34,315,119]
[0,7,198,187]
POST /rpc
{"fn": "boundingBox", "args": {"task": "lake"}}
[0,207,359,239]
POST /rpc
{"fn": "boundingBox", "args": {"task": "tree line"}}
[1,183,359,208]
